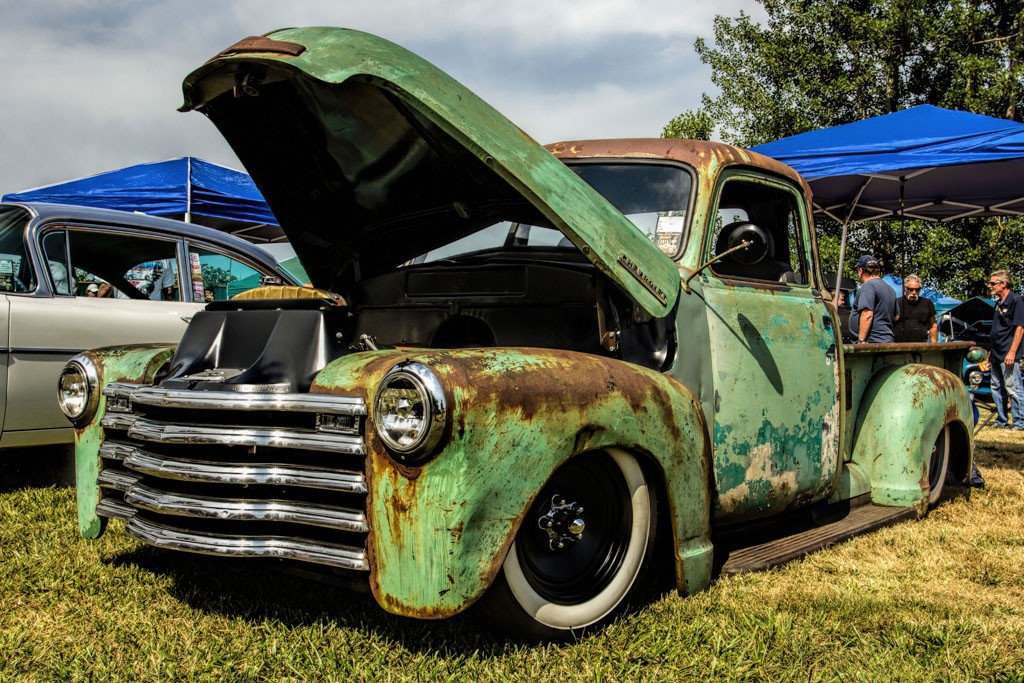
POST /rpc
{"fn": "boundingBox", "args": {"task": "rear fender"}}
[850,363,973,511]
[73,344,177,538]
[313,347,714,618]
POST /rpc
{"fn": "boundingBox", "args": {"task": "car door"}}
[699,171,842,523]
[0,292,9,436]
[5,224,203,440]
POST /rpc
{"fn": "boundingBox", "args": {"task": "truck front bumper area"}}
[90,382,372,572]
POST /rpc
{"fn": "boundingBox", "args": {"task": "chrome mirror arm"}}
[682,240,752,293]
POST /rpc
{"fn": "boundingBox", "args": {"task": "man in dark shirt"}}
[987,270,1024,429]
[850,255,897,343]
[894,274,937,342]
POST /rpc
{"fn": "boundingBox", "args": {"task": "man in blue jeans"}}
[987,270,1024,429]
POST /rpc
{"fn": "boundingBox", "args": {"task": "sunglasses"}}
[905,287,920,292]
[989,281,1004,286]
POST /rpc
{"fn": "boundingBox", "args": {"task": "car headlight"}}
[58,355,100,426]
[374,361,447,461]
[968,370,983,389]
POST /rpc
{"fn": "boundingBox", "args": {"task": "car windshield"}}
[0,206,36,293]
[414,162,692,263]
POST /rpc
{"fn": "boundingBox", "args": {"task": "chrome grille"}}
[96,382,370,571]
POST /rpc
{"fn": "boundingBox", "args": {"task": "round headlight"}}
[968,370,983,389]
[58,356,99,425]
[374,362,447,460]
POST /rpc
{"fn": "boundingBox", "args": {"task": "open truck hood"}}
[180,27,678,317]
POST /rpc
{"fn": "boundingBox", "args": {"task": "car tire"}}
[477,448,657,641]
[928,424,951,506]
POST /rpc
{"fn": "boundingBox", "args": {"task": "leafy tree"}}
[662,109,714,140]
[669,0,1024,297]
[201,264,236,289]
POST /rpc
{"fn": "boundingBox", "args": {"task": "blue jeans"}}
[990,357,1024,428]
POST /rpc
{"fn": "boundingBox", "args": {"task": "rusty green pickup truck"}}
[60,28,976,640]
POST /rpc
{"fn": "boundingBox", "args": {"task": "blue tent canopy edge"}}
[2,157,285,243]
[750,105,1024,223]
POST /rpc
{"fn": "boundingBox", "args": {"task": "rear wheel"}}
[928,424,951,505]
[478,448,657,641]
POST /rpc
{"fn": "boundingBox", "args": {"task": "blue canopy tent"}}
[751,105,1024,224]
[2,157,285,243]
[751,105,1024,301]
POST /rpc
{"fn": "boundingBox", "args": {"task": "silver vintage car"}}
[0,201,296,450]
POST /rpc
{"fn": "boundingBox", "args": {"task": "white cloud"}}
[0,0,765,194]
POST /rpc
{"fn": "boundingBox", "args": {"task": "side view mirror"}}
[966,346,987,363]
[723,222,770,265]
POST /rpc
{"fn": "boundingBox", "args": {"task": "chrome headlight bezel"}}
[57,355,100,426]
[968,370,984,389]
[373,361,447,461]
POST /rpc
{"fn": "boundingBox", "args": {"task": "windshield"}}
[415,162,692,263]
[0,206,35,293]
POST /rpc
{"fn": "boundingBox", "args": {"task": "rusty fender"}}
[850,363,973,511]
[73,344,177,539]
[313,347,714,619]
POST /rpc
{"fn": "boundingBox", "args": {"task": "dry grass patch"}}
[2,430,1023,681]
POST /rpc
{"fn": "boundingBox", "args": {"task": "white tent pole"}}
[833,177,872,305]
[185,157,192,223]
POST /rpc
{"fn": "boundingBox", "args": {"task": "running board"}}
[718,503,917,575]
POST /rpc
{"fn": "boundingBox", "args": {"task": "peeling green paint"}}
[180,27,679,318]
[312,347,714,616]
[74,344,176,539]
[66,27,978,627]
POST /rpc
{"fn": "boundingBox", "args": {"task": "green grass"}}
[2,432,1024,682]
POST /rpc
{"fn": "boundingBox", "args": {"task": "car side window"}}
[41,230,73,295]
[709,178,808,285]
[0,206,36,293]
[43,226,183,300]
[189,246,269,302]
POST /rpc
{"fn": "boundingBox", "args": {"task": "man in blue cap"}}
[850,255,897,343]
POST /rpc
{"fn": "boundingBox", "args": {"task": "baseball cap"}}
[86,284,99,293]
[855,255,880,269]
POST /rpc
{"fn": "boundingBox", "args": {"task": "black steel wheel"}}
[478,448,657,641]
[928,424,951,506]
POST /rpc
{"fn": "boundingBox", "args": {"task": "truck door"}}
[699,171,841,522]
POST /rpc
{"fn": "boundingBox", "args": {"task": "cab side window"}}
[189,246,269,302]
[709,179,807,285]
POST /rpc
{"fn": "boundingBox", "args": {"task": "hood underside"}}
[180,27,678,316]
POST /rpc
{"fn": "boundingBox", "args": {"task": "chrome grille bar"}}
[124,516,369,570]
[97,499,136,521]
[123,449,367,493]
[105,382,367,415]
[123,483,368,533]
[126,419,364,454]
[103,414,139,431]
[97,469,141,492]
[99,443,135,461]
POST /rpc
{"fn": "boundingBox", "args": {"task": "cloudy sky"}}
[0,0,764,195]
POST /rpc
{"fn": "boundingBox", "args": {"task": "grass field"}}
[2,430,1023,682]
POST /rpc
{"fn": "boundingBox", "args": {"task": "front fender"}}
[850,363,973,510]
[313,347,713,618]
[73,344,177,539]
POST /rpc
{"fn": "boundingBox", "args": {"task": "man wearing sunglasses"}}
[988,270,1024,430]
[894,274,937,343]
